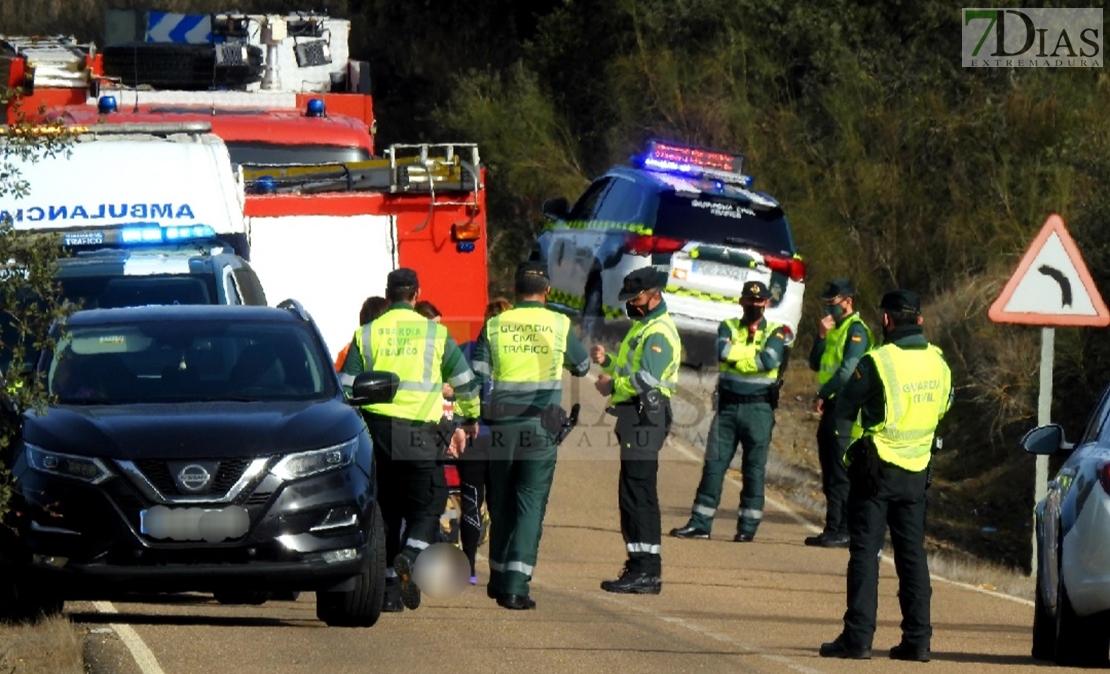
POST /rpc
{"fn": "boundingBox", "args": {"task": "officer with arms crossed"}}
[339,268,481,613]
[807,279,873,548]
[670,280,787,542]
[592,267,681,594]
[818,289,952,662]
[471,261,590,610]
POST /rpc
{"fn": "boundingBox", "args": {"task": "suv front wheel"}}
[316,502,386,627]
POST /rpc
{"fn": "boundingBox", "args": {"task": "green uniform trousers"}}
[688,401,775,536]
[486,417,557,597]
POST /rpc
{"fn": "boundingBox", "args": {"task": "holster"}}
[847,436,881,496]
[768,380,783,410]
[538,404,568,438]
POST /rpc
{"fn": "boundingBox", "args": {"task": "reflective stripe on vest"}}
[866,344,951,472]
[818,313,873,393]
[719,318,781,386]
[611,312,681,404]
[487,306,570,396]
[357,308,446,422]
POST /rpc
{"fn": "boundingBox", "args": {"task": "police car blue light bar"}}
[62,224,218,248]
[639,140,753,188]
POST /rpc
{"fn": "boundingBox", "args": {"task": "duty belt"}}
[719,390,771,405]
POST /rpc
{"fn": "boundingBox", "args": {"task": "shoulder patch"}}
[651,345,663,353]
[851,335,862,342]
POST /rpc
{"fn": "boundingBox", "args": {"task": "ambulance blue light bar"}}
[62,224,218,248]
[121,224,217,244]
[639,140,753,188]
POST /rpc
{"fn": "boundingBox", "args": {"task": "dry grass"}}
[0,615,84,674]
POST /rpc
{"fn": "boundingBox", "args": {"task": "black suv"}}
[2,303,396,627]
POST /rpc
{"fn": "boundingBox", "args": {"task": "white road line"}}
[91,601,167,674]
[663,436,1035,608]
[596,592,827,674]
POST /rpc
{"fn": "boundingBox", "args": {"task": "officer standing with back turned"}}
[807,279,873,548]
[339,268,481,613]
[471,261,590,610]
[592,267,681,594]
[818,289,951,662]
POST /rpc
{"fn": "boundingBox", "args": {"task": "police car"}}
[534,140,805,339]
[0,224,266,373]
[55,224,267,309]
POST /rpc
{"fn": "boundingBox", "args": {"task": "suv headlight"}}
[25,444,112,484]
[271,438,358,481]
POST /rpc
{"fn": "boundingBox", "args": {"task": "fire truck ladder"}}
[240,143,482,205]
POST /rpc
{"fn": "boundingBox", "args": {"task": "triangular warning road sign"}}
[989,214,1110,326]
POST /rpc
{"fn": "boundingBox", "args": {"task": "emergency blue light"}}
[456,242,476,253]
[119,224,217,244]
[250,175,278,195]
[639,140,753,188]
[97,96,118,115]
[306,98,326,117]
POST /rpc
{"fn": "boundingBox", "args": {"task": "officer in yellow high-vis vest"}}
[592,267,681,595]
[807,279,873,548]
[819,289,951,662]
[470,262,590,610]
[670,280,786,542]
[339,268,481,614]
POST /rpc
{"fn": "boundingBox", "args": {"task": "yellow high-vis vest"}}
[357,307,447,422]
[486,306,570,392]
[719,318,782,387]
[818,313,873,396]
[610,313,680,405]
[866,343,951,472]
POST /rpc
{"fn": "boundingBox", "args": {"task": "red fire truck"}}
[2,16,489,354]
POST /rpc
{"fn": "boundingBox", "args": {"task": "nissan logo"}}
[178,464,211,492]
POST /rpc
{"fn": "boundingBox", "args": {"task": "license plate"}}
[140,505,250,542]
[692,260,749,282]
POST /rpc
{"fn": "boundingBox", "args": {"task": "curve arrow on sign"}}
[1037,264,1073,307]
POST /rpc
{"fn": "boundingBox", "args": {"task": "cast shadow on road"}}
[68,610,315,629]
[928,652,1038,666]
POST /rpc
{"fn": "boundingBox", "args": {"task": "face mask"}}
[742,306,763,322]
[626,301,647,318]
[824,303,845,320]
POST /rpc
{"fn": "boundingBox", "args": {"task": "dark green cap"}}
[821,278,855,300]
[880,289,921,315]
[618,267,667,301]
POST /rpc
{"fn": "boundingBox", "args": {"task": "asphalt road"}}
[72,373,1048,674]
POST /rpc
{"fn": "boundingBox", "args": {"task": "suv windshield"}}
[653,192,795,256]
[58,275,217,310]
[47,319,334,404]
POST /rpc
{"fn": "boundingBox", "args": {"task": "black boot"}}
[669,524,710,539]
[392,548,422,610]
[382,578,404,613]
[600,568,661,595]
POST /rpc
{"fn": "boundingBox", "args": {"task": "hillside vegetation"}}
[8,0,1110,570]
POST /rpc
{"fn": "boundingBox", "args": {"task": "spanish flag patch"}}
[651,345,663,353]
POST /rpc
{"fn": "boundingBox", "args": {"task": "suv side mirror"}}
[542,197,570,221]
[1021,423,1073,456]
[348,371,399,406]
